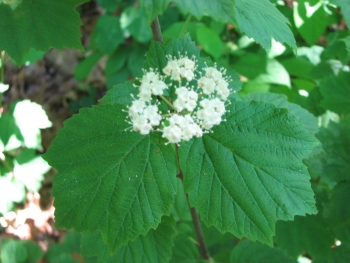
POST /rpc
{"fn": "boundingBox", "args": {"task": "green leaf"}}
[171,178,191,222]
[294,0,328,45]
[97,0,121,13]
[316,121,350,183]
[172,0,237,25]
[81,216,176,263]
[144,34,200,71]
[196,26,223,59]
[230,240,295,263]
[324,181,350,226]
[0,113,23,151]
[234,0,297,52]
[0,83,9,93]
[14,149,51,192]
[43,104,177,253]
[89,14,124,55]
[0,177,26,215]
[331,0,350,28]
[320,71,350,115]
[0,0,86,66]
[170,231,208,263]
[45,232,81,263]
[22,241,43,263]
[0,239,27,263]
[234,53,291,87]
[105,47,129,77]
[11,100,52,150]
[243,92,319,135]
[275,214,334,260]
[138,0,170,23]
[100,81,137,105]
[74,52,104,81]
[120,7,153,43]
[179,100,318,245]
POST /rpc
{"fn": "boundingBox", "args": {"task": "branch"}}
[175,145,211,260]
[187,196,211,260]
[151,17,164,44]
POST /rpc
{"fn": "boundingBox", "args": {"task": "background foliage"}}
[0,0,350,262]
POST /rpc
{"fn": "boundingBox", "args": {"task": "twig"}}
[175,145,211,260]
[187,195,211,260]
[151,17,163,44]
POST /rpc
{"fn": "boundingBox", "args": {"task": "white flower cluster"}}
[127,55,233,144]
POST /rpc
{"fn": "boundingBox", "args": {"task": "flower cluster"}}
[127,55,233,144]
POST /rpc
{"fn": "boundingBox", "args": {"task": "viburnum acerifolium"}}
[126,54,235,144]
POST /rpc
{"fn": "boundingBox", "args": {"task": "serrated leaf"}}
[316,121,350,183]
[179,100,318,245]
[172,0,237,25]
[243,92,319,135]
[235,0,296,52]
[170,232,208,263]
[81,216,175,263]
[138,0,170,24]
[320,71,350,115]
[331,0,350,28]
[0,0,86,66]
[275,214,334,260]
[294,0,328,45]
[230,240,295,263]
[144,34,200,71]
[43,104,177,253]
[99,81,137,105]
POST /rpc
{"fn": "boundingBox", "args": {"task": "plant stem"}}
[179,14,192,37]
[159,95,177,111]
[151,17,163,44]
[175,145,211,260]
[150,17,211,260]
[187,197,211,260]
[0,50,4,84]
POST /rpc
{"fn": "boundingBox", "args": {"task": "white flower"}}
[163,125,182,143]
[139,71,168,101]
[198,76,216,95]
[132,115,152,135]
[163,56,196,81]
[126,57,232,144]
[196,98,226,130]
[129,99,146,119]
[205,67,222,80]
[174,86,198,112]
